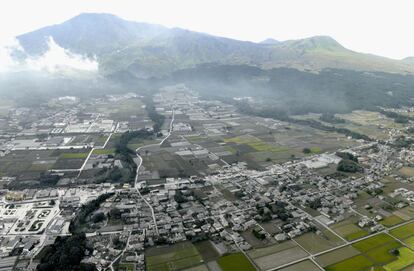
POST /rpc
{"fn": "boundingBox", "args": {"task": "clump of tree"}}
[308,198,322,210]
[174,190,193,203]
[37,233,96,271]
[252,227,266,240]
[336,152,358,163]
[271,201,291,221]
[69,193,114,233]
[337,157,363,173]
[378,109,412,124]
[94,166,124,183]
[256,205,272,222]
[336,151,362,173]
[230,100,371,141]
[112,235,126,250]
[367,187,383,196]
[108,208,122,221]
[112,129,153,182]
[91,212,106,223]
[303,148,311,154]
[390,248,400,256]
[143,95,165,133]
[319,113,345,124]
[393,136,414,148]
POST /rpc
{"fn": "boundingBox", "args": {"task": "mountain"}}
[277,36,345,51]
[403,57,414,64]
[17,13,168,56]
[16,13,414,78]
[260,38,280,45]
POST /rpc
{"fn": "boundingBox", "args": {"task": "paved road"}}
[76,132,114,177]
[133,108,175,236]
[49,132,114,174]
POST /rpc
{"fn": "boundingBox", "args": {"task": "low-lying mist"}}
[0,36,98,74]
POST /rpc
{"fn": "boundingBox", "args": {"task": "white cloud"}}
[0,38,22,72]
[0,36,98,74]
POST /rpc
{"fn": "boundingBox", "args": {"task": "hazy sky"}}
[1,0,413,59]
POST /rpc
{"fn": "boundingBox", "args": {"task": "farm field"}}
[217,253,255,271]
[380,215,405,227]
[247,241,297,259]
[318,223,414,271]
[398,167,414,177]
[294,232,344,254]
[145,242,203,271]
[352,234,395,252]
[194,241,219,262]
[383,247,414,271]
[92,148,115,155]
[390,222,414,239]
[252,246,308,270]
[117,263,135,271]
[404,236,414,249]
[52,148,91,170]
[183,264,209,271]
[199,117,357,167]
[278,260,320,271]
[331,219,369,241]
[0,147,90,181]
[325,255,374,271]
[393,206,414,221]
[316,246,361,267]
[292,110,401,140]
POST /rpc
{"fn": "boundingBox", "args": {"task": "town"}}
[0,85,413,271]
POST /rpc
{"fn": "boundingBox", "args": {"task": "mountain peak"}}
[17,13,168,56]
[260,38,280,45]
[280,35,345,52]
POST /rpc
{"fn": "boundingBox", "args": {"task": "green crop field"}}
[383,247,414,271]
[364,241,400,264]
[325,255,373,271]
[217,253,255,271]
[352,234,394,252]
[380,215,404,227]
[118,263,135,271]
[345,230,369,241]
[404,236,414,249]
[92,148,115,155]
[59,152,89,159]
[194,241,219,262]
[331,220,369,241]
[390,222,414,239]
[224,135,289,153]
[146,242,203,271]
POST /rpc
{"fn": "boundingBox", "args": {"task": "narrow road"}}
[49,132,114,175]
[109,231,132,271]
[77,132,114,177]
[134,108,175,236]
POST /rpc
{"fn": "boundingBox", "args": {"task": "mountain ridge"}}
[15,13,414,78]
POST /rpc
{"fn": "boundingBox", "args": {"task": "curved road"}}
[134,108,175,236]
